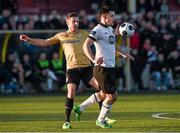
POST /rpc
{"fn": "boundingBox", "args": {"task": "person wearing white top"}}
[74,6,134,128]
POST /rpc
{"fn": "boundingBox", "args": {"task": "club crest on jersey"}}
[108,35,115,44]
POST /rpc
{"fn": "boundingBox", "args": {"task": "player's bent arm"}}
[83,37,95,63]
[115,44,127,58]
[20,35,57,47]
[116,49,127,58]
[115,45,134,60]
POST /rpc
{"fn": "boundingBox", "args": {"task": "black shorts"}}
[66,66,93,88]
[93,66,116,94]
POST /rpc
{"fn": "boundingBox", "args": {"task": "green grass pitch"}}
[0,93,180,132]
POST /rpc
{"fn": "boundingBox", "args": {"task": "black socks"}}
[65,97,74,122]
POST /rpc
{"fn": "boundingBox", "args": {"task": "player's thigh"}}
[94,66,116,94]
[66,68,81,88]
[81,66,94,88]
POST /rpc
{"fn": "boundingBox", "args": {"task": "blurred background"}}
[0,0,179,94]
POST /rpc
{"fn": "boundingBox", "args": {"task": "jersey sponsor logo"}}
[61,39,81,44]
[108,35,115,44]
[61,33,82,44]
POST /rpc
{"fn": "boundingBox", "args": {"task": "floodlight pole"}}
[125,38,131,91]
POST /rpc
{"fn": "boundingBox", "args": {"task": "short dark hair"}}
[66,12,78,19]
[99,6,114,16]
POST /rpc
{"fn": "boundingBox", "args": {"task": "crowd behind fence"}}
[0,0,179,94]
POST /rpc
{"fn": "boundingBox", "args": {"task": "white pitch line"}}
[152,112,180,120]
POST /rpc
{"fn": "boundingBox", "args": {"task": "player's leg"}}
[95,66,117,128]
[88,80,117,124]
[74,67,105,120]
[79,77,105,111]
[62,83,76,129]
[74,91,105,120]
[96,92,117,128]
[74,66,116,124]
[62,69,80,129]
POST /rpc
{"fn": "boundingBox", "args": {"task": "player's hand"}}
[93,57,103,65]
[114,24,120,35]
[126,54,134,61]
[20,35,30,42]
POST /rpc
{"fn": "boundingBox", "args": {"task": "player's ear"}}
[102,14,107,19]
[104,14,109,20]
[66,18,69,26]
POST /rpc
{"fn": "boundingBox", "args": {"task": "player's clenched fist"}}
[20,35,30,42]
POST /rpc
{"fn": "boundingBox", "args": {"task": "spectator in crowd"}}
[145,11,156,25]
[158,17,168,34]
[147,45,158,64]
[90,0,100,13]
[176,39,180,51]
[0,0,179,92]
[0,9,11,29]
[0,0,17,14]
[130,23,140,49]
[169,21,179,38]
[21,53,41,93]
[137,0,151,13]
[160,33,176,58]
[78,10,89,29]
[115,54,125,91]
[36,52,57,92]
[50,52,66,90]
[160,0,169,13]
[5,52,25,93]
[131,49,146,90]
[167,51,180,85]
[150,53,172,91]
[49,10,61,29]
[0,57,15,94]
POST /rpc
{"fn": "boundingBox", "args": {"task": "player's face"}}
[105,11,115,26]
[67,17,79,32]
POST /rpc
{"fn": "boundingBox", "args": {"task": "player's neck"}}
[100,23,108,28]
[67,29,78,33]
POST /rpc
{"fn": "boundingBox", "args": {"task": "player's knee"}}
[98,92,106,100]
[67,90,76,98]
[89,77,99,89]
[107,94,117,102]
[67,84,76,98]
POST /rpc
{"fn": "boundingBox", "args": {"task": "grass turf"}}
[0,93,180,132]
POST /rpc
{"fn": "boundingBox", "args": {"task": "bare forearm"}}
[116,49,134,60]
[83,44,94,62]
[116,50,127,58]
[83,38,95,63]
[28,38,49,47]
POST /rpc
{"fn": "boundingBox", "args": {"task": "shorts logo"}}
[66,77,69,83]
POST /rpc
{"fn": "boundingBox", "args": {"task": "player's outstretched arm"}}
[20,34,55,47]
